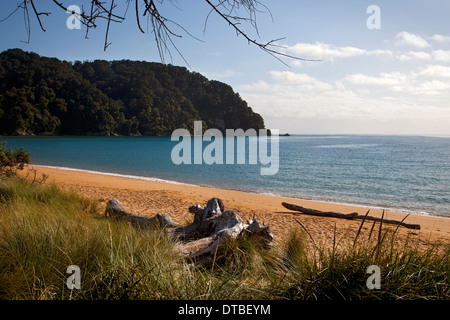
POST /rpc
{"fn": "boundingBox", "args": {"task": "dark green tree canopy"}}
[0,48,265,136]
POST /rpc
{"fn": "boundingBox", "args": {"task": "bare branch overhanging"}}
[2,0,321,66]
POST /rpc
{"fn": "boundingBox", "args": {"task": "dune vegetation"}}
[0,173,448,300]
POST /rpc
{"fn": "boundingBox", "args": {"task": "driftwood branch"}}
[105,199,180,228]
[281,202,421,230]
[105,197,273,264]
[281,202,358,220]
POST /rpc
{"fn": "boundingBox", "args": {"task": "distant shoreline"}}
[3,133,450,138]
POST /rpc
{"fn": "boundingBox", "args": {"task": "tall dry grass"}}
[0,176,448,300]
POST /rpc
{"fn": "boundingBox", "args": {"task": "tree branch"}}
[204,0,321,65]
[3,0,318,65]
[30,0,50,32]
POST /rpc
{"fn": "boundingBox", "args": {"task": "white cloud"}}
[395,31,430,48]
[344,68,450,96]
[431,34,450,43]
[236,32,450,134]
[240,78,449,125]
[390,32,450,62]
[414,79,450,94]
[284,42,392,62]
[432,50,450,62]
[344,72,409,86]
[397,51,432,61]
[396,50,450,63]
[269,71,333,91]
[237,66,450,132]
[285,42,366,60]
[420,65,450,78]
[366,49,393,57]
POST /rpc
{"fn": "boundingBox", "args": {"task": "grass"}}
[0,175,448,300]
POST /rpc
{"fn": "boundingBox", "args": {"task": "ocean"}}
[3,135,450,217]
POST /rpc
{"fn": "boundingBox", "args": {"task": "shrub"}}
[0,141,30,176]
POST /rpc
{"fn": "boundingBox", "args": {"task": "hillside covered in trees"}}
[0,49,265,136]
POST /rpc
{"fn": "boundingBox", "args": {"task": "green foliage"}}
[0,49,265,136]
[0,141,30,176]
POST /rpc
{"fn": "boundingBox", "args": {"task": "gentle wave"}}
[32,164,200,187]
[31,164,448,219]
[315,144,380,149]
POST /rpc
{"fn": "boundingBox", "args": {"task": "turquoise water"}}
[3,135,450,217]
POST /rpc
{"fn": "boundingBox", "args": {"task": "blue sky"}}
[1,0,450,135]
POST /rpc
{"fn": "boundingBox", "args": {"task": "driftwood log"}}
[105,198,273,264]
[105,199,181,228]
[281,202,421,230]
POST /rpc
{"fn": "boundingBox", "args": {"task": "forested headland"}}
[0,49,265,136]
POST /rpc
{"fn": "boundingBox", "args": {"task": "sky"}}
[1,0,450,135]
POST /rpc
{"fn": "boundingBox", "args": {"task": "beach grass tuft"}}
[0,176,448,300]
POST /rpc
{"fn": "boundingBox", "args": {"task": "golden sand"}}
[23,166,450,249]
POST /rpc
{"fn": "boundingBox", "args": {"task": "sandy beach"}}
[23,165,450,250]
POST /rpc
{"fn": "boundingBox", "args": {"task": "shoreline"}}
[22,165,450,248]
[31,164,449,220]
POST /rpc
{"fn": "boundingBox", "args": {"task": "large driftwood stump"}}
[104,198,273,264]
